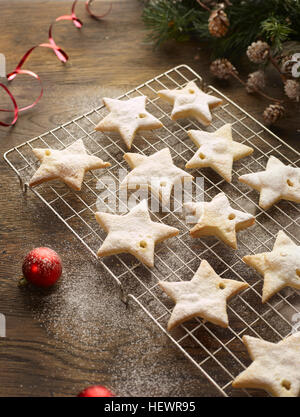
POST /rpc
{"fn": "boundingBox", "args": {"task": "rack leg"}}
[118,281,128,306]
[18,176,28,193]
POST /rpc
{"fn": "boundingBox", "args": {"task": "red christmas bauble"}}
[77,385,115,397]
[22,247,62,287]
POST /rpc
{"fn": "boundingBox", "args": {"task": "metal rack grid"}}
[4,65,300,397]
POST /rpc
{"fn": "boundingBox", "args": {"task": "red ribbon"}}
[0,0,111,127]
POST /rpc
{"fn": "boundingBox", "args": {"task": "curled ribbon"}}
[0,0,111,127]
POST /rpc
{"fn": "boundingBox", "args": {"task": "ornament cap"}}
[18,277,28,287]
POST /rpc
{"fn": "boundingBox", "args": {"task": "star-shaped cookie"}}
[94,96,163,149]
[239,156,300,210]
[185,124,254,182]
[232,333,300,397]
[95,199,179,267]
[29,139,110,191]
[121,148,193,206]
[243,230,300,303]
[157,81,222,126]
[184,192,255,249]
[159,260,249,330]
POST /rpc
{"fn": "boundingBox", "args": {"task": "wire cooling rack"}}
[4,65,300,397]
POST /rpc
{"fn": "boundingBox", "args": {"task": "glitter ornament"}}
[22,247,62,287]
[77,385,115,397]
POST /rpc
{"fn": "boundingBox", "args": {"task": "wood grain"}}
[0,0,298,397]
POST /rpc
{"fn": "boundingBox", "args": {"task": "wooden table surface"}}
[0,0,299,397]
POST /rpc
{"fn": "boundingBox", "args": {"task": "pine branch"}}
[142,0,300,58]
[142,1,208,46]
[261,17,295,52]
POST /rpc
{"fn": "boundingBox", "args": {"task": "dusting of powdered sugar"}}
[21,240,213,396]
[27,253,128,346]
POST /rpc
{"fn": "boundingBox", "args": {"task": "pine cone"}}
[246,71,266,93]
[263,103,285,126]
[210,58,237,80]
[208,7,229,38]
[284,79,300,100]
[247,41,270,64]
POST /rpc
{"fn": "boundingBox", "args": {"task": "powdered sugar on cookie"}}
[95,199,179,268]
[159,259,249,330]
[233,332,300,397]
[95,96,163,149]
[239,156,300,210]
[185,124,253,183]
[184,192,255,249]
[121,148,193,206]
[243,230,300,303]
[29,139,110,191]
[157,81,222,126]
